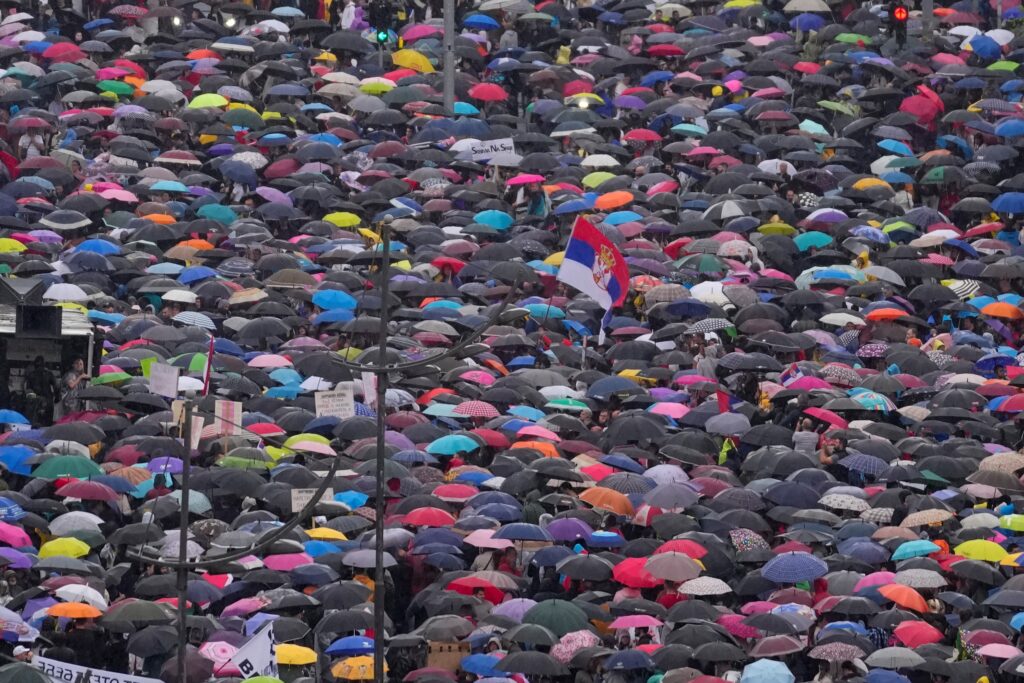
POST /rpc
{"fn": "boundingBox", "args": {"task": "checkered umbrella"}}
[453,401,500,418]
[860,507,895,524]
[685,318,734,334]
[819,493,869,512]
[838,452,889,476]
[762,551,828,584]
[894,568,947,589]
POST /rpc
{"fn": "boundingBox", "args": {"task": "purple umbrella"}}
[613,95,646,110]
[546,518,594,542]
[22,596,56,621]
[148,456,184,474]
[0,548,33,569]
[255,186,293,206]
[491,598,536,623]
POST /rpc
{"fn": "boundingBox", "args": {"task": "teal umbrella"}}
[426,434,481,455]
[522,599,590,637]
[196,204,237,225]
[793,231,834,252]
[474,209,513,230]
[525,304,565,318]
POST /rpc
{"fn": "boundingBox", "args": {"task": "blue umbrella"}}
[312,289,357,310]
[967,34,1001,61]
[326,636,374,656]
[604,210,642,225]
[462,654,501,676]
[606,650,656,671]
[891,539,941,560]
[531,545,575,566]
[877,139,914,156]
[761,551,828,583]
[789,12,825,29]
[836,538,890,565]
[0,410,28,425]
[75,239,121,255]
[474,210,513,229]
[0,446,33,475]
[0,497,25,522]
[640,71,674,88]
[463,14,499,29]
[996,118,1024,138]
[741,660,795,683]
[493,523,553,542]
[426,434,481,455]
[993,192,1024,213]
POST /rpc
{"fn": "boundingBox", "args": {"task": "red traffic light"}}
[892,5,909,21]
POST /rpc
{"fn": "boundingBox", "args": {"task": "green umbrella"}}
[64,528,106,548]
[221,108,266,129]
[817,100,856,116]
[523,599,590,637]
[671,123,707,137]
[886,157,922,168]
[170,352,209,373]
[675,253,726,274]
[0,662,51,683]
[96,79,134,96]
[921,165,960,185]
[33,455,104,480]
[835,33,871,44]
[545,398,590,412]
[988,60,1019,71]
[218,456,274,470]
[93,371,132,385]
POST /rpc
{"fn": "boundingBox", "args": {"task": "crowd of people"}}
[0,0,1021,683]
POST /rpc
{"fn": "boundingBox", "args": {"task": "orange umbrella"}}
[865,308,909,321]
[141,213,176,224]
[594,190,634,211]
[580,487,634,516]
[981,302,1024,320]
[509,440,559,458]
[107,466,153,486]
[878,584,928,612]
[48,602,103,619]
[177,238,215,250]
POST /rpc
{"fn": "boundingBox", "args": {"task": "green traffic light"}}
[376,29,388,43]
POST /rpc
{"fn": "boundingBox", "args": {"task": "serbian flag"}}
[556,217,629,342]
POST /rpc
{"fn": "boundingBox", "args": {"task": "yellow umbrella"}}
[188,93,228,109]
[357,228,380,243]
[582,171,616,188]
[391,48,435,73]
[337,347,364,361]
[332,656,386,681]
[39,537,91,559]
[544,251,565,266]
[758,222,798,236]
[0,238,25,253]
[306,527,347,541]
[324,211,361,228]
[359,77,396,95]
[954,539,1007,562]
[852,177,892,191]
[226,102,259,113]
[277,644,317,666]
[565,93,605,107]
[55,302,88,315]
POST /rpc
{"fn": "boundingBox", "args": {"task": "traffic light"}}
[369,0,390,45]
[890,3,908,46]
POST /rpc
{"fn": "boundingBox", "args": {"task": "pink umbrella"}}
[740,601,778,615]
[853,571,895,592]
[263,553,314,571]
[506,173,546,186]
[247,354,292,368]
[517,425,560,442]
[401,24,442,42]
[463,529,512,550]
[977,643,1021,659]
[609,614,663,629]
[786,376,833,390]
[0,522,31,547]
[649,403,689,419]
[458,370,495,385]
[220,596,270,618]
[717,614,760,639]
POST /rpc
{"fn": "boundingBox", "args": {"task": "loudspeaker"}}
[16,305,62,338]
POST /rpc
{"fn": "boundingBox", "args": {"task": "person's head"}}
[70,357,84,373]
[13,646,31,662]
[33,356,44,369]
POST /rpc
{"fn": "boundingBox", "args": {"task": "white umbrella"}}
[54,585,109,610]
[43,283,88,302]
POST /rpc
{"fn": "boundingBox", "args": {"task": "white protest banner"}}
[314,382,355,419]
[149,363,180,399]
[230,622,277,679]
[213,400,242,436]
[361,372,377,410]
[190,416,206,452]
[470,137,514,161]
[291,487,334,513]
[33,656,162,683]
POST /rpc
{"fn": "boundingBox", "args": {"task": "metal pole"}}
[373,215,393,683]
[443,0,456,112]
[177,400,192,683]
[922,0,934,42]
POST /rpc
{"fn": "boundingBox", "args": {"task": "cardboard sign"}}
[33,656,162,683]
[290,487,334,513]
[213,400,242,436]
[470,137,514,160]
[314,383,356,419]
[149,363,180,399]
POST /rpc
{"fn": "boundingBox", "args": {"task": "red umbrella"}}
[623,129,662,142]
[469,428,510,449]
[55,480,118,502]
[468,83,508,102]
[447,576,504,604]
[803,406,848,428]
[42,43,86,63]
[648,44,684,57]
[432,483,477,502]
[402,507,456,527]
[612,557,663,589]
[893,621,944,648]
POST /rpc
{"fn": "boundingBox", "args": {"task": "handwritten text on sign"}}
[314,382,355,419]
[291,487,334,513]
[33,655,162,683]
[470,137,514,160]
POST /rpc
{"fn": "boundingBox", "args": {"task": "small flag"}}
[556,217,629,344]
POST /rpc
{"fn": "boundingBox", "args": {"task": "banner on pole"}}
[230,622,277,679]
[33,656,162,683]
